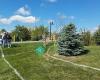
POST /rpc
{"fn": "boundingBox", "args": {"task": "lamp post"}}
[49,20,54,40]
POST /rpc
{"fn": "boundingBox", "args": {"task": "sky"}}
[0,0,100,32]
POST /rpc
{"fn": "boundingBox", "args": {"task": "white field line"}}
[0,46,25,80]
[46,46,100,72]
[12,41,53,44]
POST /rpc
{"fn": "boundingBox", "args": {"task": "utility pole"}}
[49,20,54,40]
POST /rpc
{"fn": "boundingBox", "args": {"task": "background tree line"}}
[0,24,100,46]
[11,25,49,41]
[81,26,100,46]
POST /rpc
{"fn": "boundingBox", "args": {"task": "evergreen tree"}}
[58,23,88,56]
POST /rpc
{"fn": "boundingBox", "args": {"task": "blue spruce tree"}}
[58,23,88,56]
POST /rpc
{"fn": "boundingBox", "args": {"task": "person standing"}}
[7,32,12,48]
[2,32,7,48]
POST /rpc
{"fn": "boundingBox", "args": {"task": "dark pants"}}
[7,39,11,48]
[2,39,7,47]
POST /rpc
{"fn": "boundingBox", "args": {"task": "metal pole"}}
[50,23,51,40]
[49,21,54,40]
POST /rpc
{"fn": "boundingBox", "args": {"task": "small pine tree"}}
[58,24,88,56]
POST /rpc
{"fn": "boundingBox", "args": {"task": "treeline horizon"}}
[0,23,100,46]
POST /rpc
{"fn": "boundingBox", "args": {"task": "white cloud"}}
[16,5,31,16]
[0,18,11,24]
[40,0,57,7]
[0,5,39,25]
[0,15,39,24]
[47,0,57,3]
[57,12,67,19]
[90,27,98,33]
[69,16,75,20]
[60,15,67,19]
[57,12,75,20]
[57,12,61,15]
[40,3,45,7]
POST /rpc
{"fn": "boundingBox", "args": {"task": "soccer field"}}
[0,43,100,80]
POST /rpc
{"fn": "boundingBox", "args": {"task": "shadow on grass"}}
[11,44,21,48]
[46,42,54,49]
[59,49,90,57]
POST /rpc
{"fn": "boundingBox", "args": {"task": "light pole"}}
[49,20,54,40]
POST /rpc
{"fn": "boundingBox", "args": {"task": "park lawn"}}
[0,58,19,80]
[0,43,100,80]
[49,45,100,69]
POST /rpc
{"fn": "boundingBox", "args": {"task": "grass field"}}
[51,45,100,68]
[0,43,100,80]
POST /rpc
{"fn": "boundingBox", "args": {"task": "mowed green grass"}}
[0,57,19,80]
[0,43,100,80]
[53,45,100,68]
